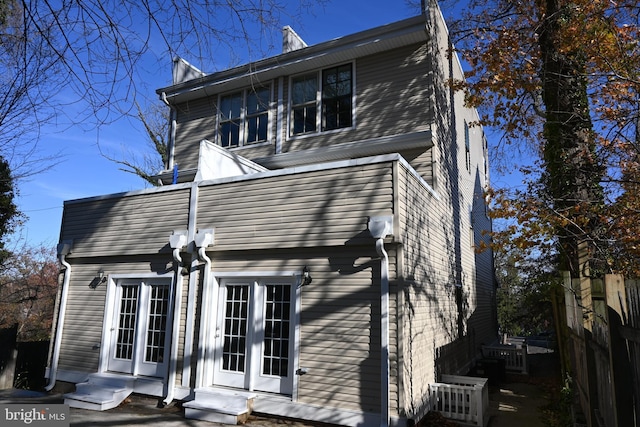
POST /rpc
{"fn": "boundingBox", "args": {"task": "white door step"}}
[64,374,134,411]
[183,388,256,425]
[74,383,128,400]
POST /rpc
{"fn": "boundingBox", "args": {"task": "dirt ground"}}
[1,348,564,427]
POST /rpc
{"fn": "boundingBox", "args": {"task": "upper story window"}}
[290,63,353,136]
[218,86,270,148]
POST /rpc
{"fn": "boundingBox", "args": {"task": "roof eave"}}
[157,15,428,103]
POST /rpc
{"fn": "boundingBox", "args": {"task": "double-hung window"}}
[291,63,353,136]
[219,86,270,148]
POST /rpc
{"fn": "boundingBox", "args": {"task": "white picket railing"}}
[429,375,489,427]
[482,344,528,374]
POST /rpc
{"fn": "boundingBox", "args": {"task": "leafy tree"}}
[445,0,640,277]
[0,244,58,341]
[0,155,19,263]
[495,248,557,337]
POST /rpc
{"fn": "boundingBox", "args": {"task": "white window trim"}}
[215,85,273,149]
[287,61,356,140]
[98,272,175,375]
[201,271,301,397]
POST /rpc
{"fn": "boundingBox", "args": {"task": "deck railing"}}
[482,344,528,374]
[429,375,489,427]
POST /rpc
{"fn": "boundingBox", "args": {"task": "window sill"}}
[286,126,355,142]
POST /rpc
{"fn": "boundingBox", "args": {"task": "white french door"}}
[212,278,294,394]
[107,279,172,377]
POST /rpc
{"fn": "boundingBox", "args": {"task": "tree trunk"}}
[538,0,604,276]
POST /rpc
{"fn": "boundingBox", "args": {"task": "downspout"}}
[194,229,215,389]
[368,216,393,427]
[161,92,177,171]
[164,230,188,406]
[45,240,73,391]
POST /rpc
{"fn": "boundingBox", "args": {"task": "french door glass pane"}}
[145,284,169,363]
[262,284,290,377]
[222,285,249,372]
[116,285,138,360]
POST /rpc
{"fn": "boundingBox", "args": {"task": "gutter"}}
[156,15,428,104]
[368,216,394,427]
[161,92,177,172]
[45,240,73,391]
[164,230,188,406]
[194,229,215,388]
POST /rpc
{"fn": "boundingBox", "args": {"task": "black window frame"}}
[290,63,353,137]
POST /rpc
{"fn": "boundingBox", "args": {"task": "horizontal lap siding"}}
[209,236,399,415]
[58,259,171,373]
[403,148,434,186]
[61,189,190,258]
[197,163,394,250]
[398,164,460,416]
[282,43,431,154]
[298,256,381,414]
[355,43,432,139]
[177,270,194,386]
[174,98,216,170]
[175,81,279,170]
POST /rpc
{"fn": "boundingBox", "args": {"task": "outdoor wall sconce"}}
[89,270,107,289]
[301,266,313,287]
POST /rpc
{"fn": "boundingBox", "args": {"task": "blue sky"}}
[11,0,468,248]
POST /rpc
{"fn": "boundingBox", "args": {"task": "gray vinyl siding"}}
[395,13,497,411]
[57,259,173,374]
[175,270,192,387]
[54,8,497,424]
[171,44,434,171]
[173,81,279,171]
[195,161,397,414]
[58,266,104,372]
[196,163,394,251]
[60,188,191,258]
[397,163,458,414]
[402,147,435,186]
[174,97,216,169]
[354,43,432,139]
[281,43,432,155]
[209,247,400,416]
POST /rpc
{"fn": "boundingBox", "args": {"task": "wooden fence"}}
[622,280,640,425]
[561,273,640,427]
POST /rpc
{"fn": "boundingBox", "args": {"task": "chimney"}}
[172,57,206,85]
[282,26,308,53]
